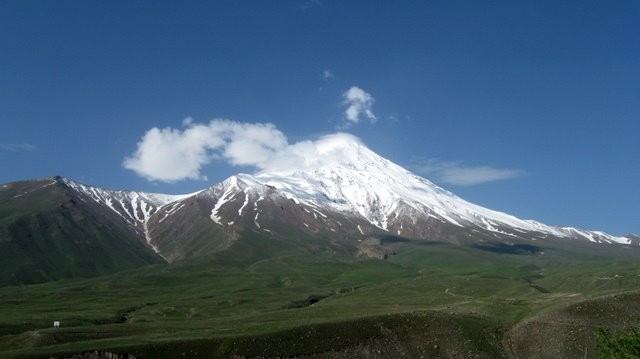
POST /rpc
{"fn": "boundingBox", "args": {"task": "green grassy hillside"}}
[0,179,162,286]
[2,231,640,358]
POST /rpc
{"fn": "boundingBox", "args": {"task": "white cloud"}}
[342,86,376,123]
[322,69,334,81]
[0,143,37,152]
[300,0,322,10]
[125,119,523,186]
[123,119,287,182]
[259,132,364,173]
[124,117,372,183]
[413,159,524,186]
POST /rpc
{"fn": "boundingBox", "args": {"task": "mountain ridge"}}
[0,177,164,285]
[43,133,635,254]
[1,135,635,285]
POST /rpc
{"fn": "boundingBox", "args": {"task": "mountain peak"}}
[249,132,383,176]
[201,141,632,245]
[10,139,632,250]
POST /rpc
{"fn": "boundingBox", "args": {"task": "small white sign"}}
[53,321,60,328]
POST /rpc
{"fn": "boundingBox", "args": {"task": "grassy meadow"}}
[2,234,640,357]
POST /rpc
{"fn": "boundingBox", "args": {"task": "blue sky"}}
[1,1,638,234]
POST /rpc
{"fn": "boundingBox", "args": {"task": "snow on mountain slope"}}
[60,177,191,226]
[59,177,201,256]
[202,134,632,245]
[49,134,632,249]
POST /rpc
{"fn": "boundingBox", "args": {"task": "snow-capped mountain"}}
[46,135,634,262]
[191,135,633,246]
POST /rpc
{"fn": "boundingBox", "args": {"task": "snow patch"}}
[238,192,249,216]
[210,185,237,225]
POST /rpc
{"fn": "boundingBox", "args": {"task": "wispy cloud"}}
[0,143,37,152]
[300,0,322,10]
[342,86,376,124]
[413,159,525,186]
[322,69,334,81]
